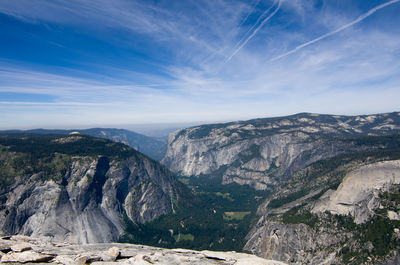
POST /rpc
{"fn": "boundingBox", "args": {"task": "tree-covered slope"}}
[0,127,167,161]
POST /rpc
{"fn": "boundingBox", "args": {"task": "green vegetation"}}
[281,206,318,228]
[340,246,365,264]
[0,148,72,187]
[360,216,399,257]
[279,201,400,263]
[215,192,233,201]
[178,177,190,185]
[228,144,263,170]
[333,211,400,264]
[223,212,251,221]
[172,129,188,143]
[174,233,195,242]
[380,184,400,210]
[188,123,229,139]
[237,144,260,164]
[0,133,138,188]
[269,189,309,208]
[120,175,269,251]
[0,133,137,159]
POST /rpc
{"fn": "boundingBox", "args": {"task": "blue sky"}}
[1,0,400,129]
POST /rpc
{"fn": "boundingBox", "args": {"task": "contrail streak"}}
[225,0,281,63]
[238,0,262,28]
[234,0,275,52]
[269,0,400,62]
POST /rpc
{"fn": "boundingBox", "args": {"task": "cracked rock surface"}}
[0,235,286,265]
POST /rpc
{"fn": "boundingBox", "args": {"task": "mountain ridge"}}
[0,133,187,244]
[162,111,400,189]
[0,128,167,161]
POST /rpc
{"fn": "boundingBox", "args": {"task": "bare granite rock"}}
[0,153,185,244]
[244,160,400,264]
[11,243,32,252]
[162,113,400,190]
[101,247,120,261]
[1,250,55,263]
[0,236,286,265]
[312,160,400,223]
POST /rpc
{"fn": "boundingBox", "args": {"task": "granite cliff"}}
[162,112,400,190]
[0,134,186,244]
[245,150,400,264]
[161,112,400,264]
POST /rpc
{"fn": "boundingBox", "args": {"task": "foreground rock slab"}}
[1,250,54,263]
[0,236,286,265]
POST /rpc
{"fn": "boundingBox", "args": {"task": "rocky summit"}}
[0,235,286,265]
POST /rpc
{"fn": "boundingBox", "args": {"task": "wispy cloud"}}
[270,0,400,61]
[238,0,262,27]
[0,0,399,128]
[226,0,278,62]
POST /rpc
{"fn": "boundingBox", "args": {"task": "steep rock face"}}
[162,112,400,189]
[0,134,185,244]
[163,132,303,189]
[312,160,400,223]
[244,158,400,264]
[245,220,339,264]
[244,218,355,265]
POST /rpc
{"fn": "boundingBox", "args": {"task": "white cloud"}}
[0,0,399,128]
[270,0,400,61]
[225,0,281,63]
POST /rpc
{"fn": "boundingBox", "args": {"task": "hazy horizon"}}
[1,0,400,129]
[2,110,399,138]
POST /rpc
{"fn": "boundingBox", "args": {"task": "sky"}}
[0,0,400,130]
